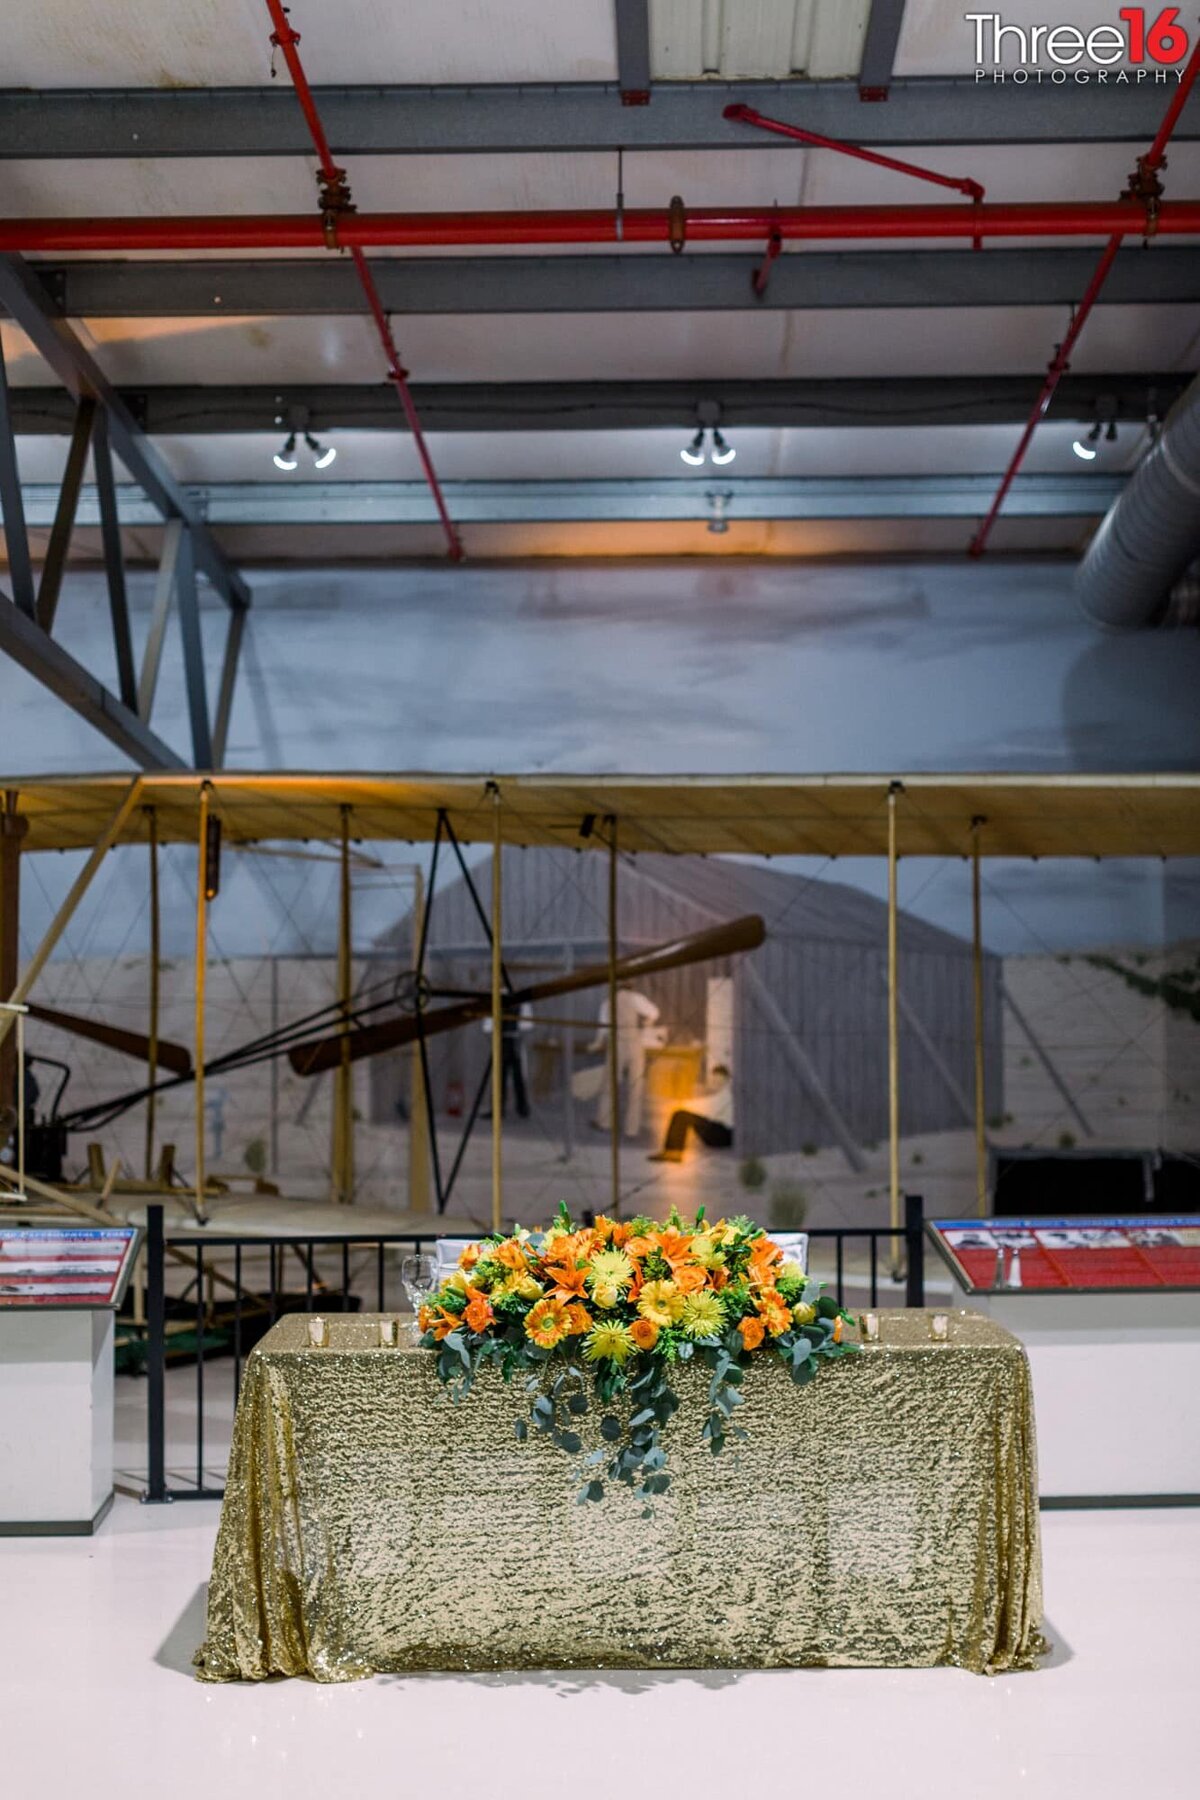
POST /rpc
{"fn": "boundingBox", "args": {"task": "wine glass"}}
[401,1251,436,1344]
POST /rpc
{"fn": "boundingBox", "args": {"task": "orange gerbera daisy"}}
[755,1289,792,1337]
[629,1315,659,1351]
[565,1302,593,1336]
[672,1263,708,1295]
[524,1296,572,1349]
[738,1314,766,1351]
[463,1290,495,1334]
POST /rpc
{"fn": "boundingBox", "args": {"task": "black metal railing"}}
[137,1196,925,1504]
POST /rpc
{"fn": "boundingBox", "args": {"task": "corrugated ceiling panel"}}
[652,0,870,78]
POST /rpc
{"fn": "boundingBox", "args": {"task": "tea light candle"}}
[379,1317,398,1348]
[308,1315,329,1348]
[861,1311,880,1342]
[931,1313,949,1341]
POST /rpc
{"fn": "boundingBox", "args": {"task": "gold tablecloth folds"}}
[195,1309,1046,1681]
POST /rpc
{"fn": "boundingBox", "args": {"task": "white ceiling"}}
[0,0,1196,561]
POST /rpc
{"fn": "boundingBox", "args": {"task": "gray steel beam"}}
[0,80,1191,156]
[614,1,652,99]
[35,396,94,631]
[91,410,138,711]
[4,374,1182,436]
[211,606,246,771]
[10,473,1125,527]
[859,1,908,100]
[33,246,1200,318]
[173,528,213,769]
[0,254,250,613]
[0,337,35,618]
[0,589,186,770]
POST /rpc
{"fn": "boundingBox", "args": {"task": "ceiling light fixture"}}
[273,431,299,471]
[710,428,736,466]
[1071,421,1102,461]
[305,431,337,469]
[681,428,707,467]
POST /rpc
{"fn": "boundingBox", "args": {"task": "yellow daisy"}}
[681,1290,725,1340]
[583,1320,636,1365]
[637,1279,684,1327]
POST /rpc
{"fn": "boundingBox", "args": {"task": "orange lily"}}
[652,1228,695,1271]
[543,1260,589,1301]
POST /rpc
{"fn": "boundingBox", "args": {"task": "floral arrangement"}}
[418,1205,857,1505]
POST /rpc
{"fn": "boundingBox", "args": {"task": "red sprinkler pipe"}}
[2,200,1198,253]
[263,0,462,560]
[723,103,985,203]
[969,34,1200,558]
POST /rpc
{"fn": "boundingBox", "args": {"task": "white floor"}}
[0,1500,1196,1800]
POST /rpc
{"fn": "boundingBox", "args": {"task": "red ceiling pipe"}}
[969,34,1200,557]
[262,0,462,560]
[4,200,1199,253]
[723,102,985,203]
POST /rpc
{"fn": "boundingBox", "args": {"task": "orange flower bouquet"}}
[420,1204,857,1503]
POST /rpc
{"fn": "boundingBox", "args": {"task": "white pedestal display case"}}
[0,1225,140,1534]
[928,1216,1200,1504]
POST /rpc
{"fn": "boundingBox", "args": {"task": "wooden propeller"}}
[25,1003,193,1076]
[288,915,766,1077]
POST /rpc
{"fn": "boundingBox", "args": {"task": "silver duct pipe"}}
[1076,372,1200,629]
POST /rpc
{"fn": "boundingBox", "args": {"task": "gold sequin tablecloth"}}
[195,1309,1045,1681]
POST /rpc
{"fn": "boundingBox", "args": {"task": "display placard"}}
[928,1215,1200,1294]
[0,1227,141,1310]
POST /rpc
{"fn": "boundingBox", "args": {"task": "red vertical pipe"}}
[263,0,463,560]
[970,36,1200,557]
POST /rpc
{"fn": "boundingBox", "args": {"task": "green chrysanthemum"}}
[588,1248,635,1290]
[582,1320,636,1365]
[681,1290,725,1340]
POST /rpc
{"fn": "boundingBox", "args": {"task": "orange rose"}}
[629,1316,660,1352]
[464,1290,495,1334]
[749,1237,783,1285]
[494,1238,527,1271]
[737,1315,765,1351]
[565,1302,592,1336]
[624,1234,654,1262]
[672,1263,708,1295]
